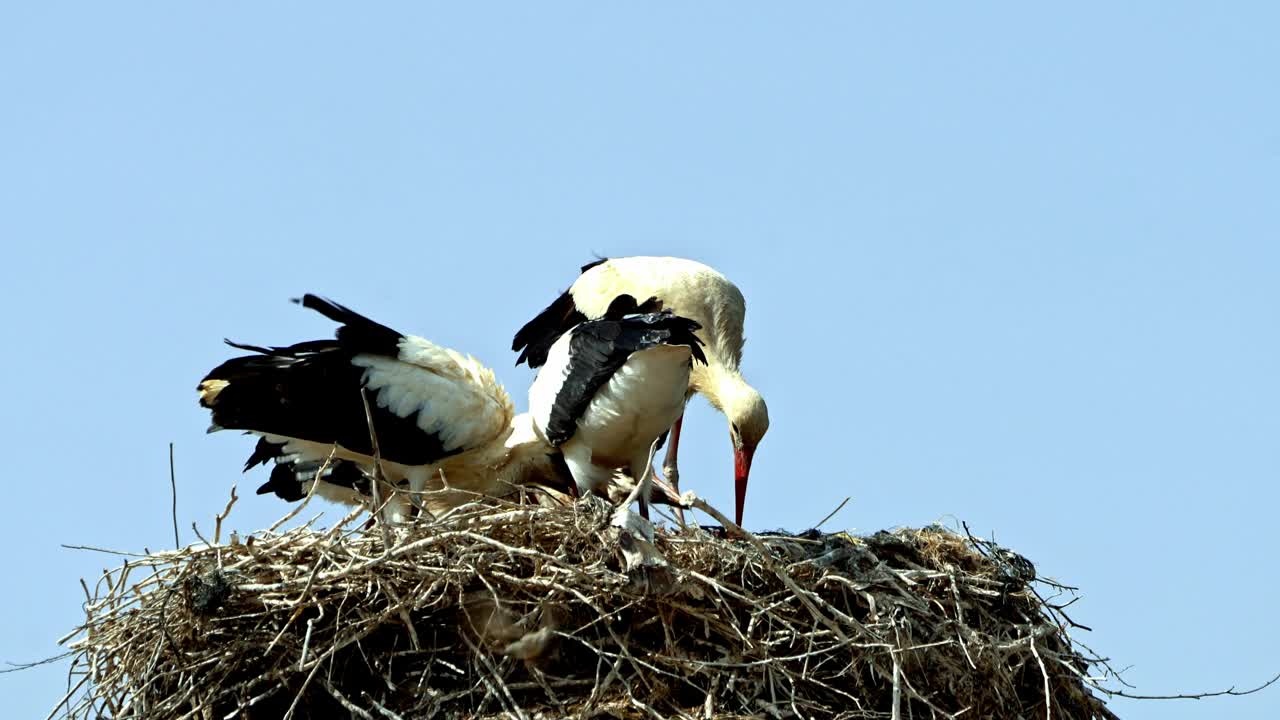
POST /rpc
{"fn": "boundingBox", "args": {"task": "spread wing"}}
[199,295,513,468]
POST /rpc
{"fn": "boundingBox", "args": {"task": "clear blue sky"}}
[2,4,1276,718]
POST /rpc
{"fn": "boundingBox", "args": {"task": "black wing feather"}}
[200,296,452,467]
[254,449,372,502]
[543,311,706,446]
[294,294,403,357]
[602,294,663,319]
[512,291,586,367]
[243,436,282,471]
[511,258,612,368]
[579,257,609,274]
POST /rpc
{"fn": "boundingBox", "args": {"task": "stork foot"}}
[646,473,685,509]
[662,463,680,490]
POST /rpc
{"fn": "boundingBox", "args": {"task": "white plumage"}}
[353,344,508,453]
[525,297,707,518]
[199,295,564,520]
[514,256,768,525]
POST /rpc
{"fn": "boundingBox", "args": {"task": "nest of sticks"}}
[58,490,1121,719]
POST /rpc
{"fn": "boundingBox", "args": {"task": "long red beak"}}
[733,445,755,527]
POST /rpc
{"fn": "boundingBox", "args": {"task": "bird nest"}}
[58,491,1120,719]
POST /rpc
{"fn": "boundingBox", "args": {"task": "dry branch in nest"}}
[58,492,1122,719]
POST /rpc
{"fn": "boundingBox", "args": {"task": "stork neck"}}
[696,363,751,415]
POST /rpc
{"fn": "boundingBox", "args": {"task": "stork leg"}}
[660,413,686,524]
[631,457,652,521]
[562,441,612,506]
[635,465,652,522]
[405,467,435,522]
[627,437,664,522]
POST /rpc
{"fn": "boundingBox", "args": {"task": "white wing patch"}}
[527,331,576,442]
[352,334,512,454]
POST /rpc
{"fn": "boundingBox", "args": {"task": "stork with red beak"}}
[513,257,768,526]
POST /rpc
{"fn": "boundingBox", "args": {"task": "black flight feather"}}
[512,291,585,367]
[199,296,453,467]
[512,257,612,368]
[254,450,371,502]
[243,436,282,471]
[579,257,609,274]
[258,462,309,502]
[294,294,403,357]
[543,310,706,446]
[602,294,663,319]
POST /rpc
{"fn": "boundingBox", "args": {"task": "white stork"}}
[527,295,707,520]
[198,295,565,520]
[513,256,768,526]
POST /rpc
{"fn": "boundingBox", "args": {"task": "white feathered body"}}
[528,317,698,498]
[571,256,747,375]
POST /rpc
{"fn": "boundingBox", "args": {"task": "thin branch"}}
[0,652,74,674]
[1099,672,1280,701]
[169,443,179,550]
[360,386,395,550]
[213,485,238,545]
[811,496,851,531]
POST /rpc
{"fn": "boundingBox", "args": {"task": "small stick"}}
[890,649,902,720]
[811,496,851,531]
[364,694,408,720]
[214,486,239,545]
[323,681,374,719]
[299,618,315,672]
[1100,671,1280,700]
[169,443,179,550]
[0,652,74,675]
[1030,637,1050,720]
[361,387,395,549]
[42,673,89,720]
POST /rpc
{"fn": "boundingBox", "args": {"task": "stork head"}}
[723,383,769,528]
[499,413,565,492]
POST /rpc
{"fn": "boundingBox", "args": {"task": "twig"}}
[364,693,408,720]
[299,618,315,671]
[1030,637,1051,720]
[324,680,374,719]
[890,648,902,720]
[361,387,396,550]
[60,545,148,558]
[0,652,74,674]
[1099,671,1280,701]
[43,673,89,720]
[169,443,179,550]
[214,485,238,545]
[811,496,851,531]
